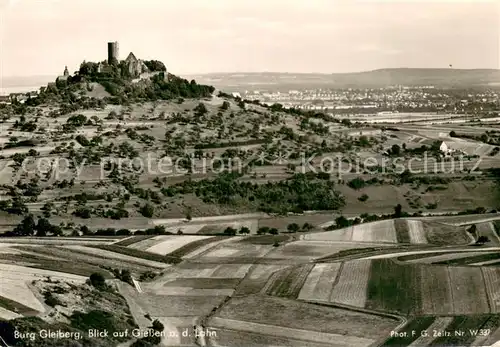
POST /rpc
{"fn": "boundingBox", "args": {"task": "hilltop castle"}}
[57,42,167,84]
[96,41,161,79]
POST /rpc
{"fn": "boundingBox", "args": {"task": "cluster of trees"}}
[143,60,167,72]
[79,225,169,237]
[13,115,37,132]
[158,172,345,214]
[2,215,62,236]
[450,130,500,146]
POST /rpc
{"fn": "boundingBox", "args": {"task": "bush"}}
[257,226,270,235]
[358,194,369,202]
[223,227,237,236]
[43,292,63,307]
[139,204,155,218]
[238,226,250,234]
[151,319,164,332]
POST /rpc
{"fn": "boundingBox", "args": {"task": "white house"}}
[439,141,450,154]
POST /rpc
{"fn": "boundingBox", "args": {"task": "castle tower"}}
[108,41,119,64]
[63,66,69,76]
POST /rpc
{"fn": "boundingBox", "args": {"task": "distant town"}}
[239,86,500,114]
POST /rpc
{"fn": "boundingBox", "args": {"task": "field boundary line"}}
[260,268,286,294]
[446,266,456,315]
[490,222,500,244]
[300,300,405,326]
[481,267,494,313]
[327,262,344,302]
[132,278,143,293]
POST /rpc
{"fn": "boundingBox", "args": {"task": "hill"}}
[184,68,500,91]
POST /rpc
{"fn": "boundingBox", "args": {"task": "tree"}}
[224,227,237,236]
[89,273,106,289]
[287,223,300,233]
[269,228,279,235]
[257,226,270,235]
[467,224,477,234]
[449,131,457,137]
[391,144,401,156]
[194,103,208,117]
[220,101,230,110]
[358,193,369,202]
[80,225,92,235]
[120,269,133,285]
[394,204,403,218]
[238,226,250,234]
[151,319,164,332]
[12,214,36,236]
[139,204,155,218]
[36,218,52,236]
[302,223,314,231]
[335,216,350,228]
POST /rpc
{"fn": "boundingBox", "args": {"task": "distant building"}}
[0,95,10,104]
[439,141,449,154]
[56,66,70,82]
[97,61,114,74]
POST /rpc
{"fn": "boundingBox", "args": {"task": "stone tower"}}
[108,41,119,64]
[63,66,69,76]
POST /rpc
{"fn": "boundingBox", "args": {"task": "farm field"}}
[211,295,397,346]
[143,235,215,255]
[429,315,500,346]
[209,328,332,347]
[62,245,173,268]
[364,259,496,315]
[191,243,272,264]
[366,259,422,315]
[406,220,428,244]
[233,264,289,295]
[298,263,342,301]
[420,265,454,315]
[266,240,392,263]
[121,291,227,316]
[380,316,437,346]
[304,220,397,243]
[11,245,168,274]
[476,221,500,245]
[307,219,430,245]
[209,317,374,347]
[263,264,314,298]
[329,260,371,307]
[448,267,490,314]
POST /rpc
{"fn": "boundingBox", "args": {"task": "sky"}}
[0,0,499,78]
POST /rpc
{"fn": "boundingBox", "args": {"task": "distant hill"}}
[0,75,55,95]
[183,68,500,91]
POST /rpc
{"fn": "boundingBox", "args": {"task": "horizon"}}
[0,0,499,79]
[4,67,500,80]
